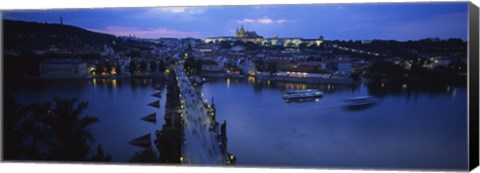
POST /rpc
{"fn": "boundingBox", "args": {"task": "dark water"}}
[9,77,468,170]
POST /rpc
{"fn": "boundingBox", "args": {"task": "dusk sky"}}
[2,2,469,41]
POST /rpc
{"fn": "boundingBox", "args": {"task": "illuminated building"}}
[39,58,88,79]
[235,25,263,42]
[204,26,324,47]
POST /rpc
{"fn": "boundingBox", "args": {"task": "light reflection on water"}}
[201,77,467,170]
[10,78,467,170]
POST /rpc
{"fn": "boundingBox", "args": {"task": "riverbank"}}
[256,75,358,85]
[21,73,167,80]
[200,72,358,85]
[200,72,244,78]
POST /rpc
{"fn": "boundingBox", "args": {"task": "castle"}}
[204,26,324,47]
[235,25,263,39]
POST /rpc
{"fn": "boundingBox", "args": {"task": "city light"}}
[111,67,116,75]
[2,4,470,169]
[227,78,231,88]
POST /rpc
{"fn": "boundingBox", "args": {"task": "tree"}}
[267,62,278,75]
[219,41,233,49]
[3,96,110,161]
[91,144,112,161]
[298,42,309,50]
[194,59,202,74]
[149,61,157,73]
[116,65,122,75]
[158,60,166,73]
[129,61,136,75]
[368,61,407,82]
[139,61,148,73]
[184,56,200,75]
[286,42,295,47]
[4,94,31,159]
[129,50,141,58]
[30,97,98,160]
[106,63,113,75]
[128,148,158,163]
[254,59,265,72]
[350,72,361,81]
[96,64,105,75]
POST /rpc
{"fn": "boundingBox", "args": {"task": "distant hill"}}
[3,19,117,50]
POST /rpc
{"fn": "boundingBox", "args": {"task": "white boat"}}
[282,89,323,100]
[284,89,319,95]
[343,96,378,109]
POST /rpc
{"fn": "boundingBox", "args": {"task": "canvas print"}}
[2,2,470,171]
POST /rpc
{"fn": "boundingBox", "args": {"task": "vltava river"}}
[10,77,467,170]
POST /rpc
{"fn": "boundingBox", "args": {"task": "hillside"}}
[3,19,117,50]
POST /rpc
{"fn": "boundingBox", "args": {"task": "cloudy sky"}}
[2,2,469,41]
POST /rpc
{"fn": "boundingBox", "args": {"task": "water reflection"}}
[213,77,461,102]
[248,76,255,85]
[341,97,379,111]
[342,103,376,111]
[9,77,467,168]
[242,78,353,94]
[367,82,459,99]
[227,78,230,88]
[201,77,467,169]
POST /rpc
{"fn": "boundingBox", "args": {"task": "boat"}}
[284,89,320,95]
[282,89,323,100]
[343,96,378,109]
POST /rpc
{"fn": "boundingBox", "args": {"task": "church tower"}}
[239,25,245,37]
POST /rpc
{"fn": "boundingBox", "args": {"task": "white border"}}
[0,0,479,173]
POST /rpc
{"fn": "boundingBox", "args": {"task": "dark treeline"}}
[3,20,162,53]
[326,38,466,57]
[3,95,111,162]
[183,54,202,75]
[367,59,467,85]
[4,20,114,50]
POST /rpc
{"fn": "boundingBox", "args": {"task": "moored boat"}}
[282,89,323,100]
